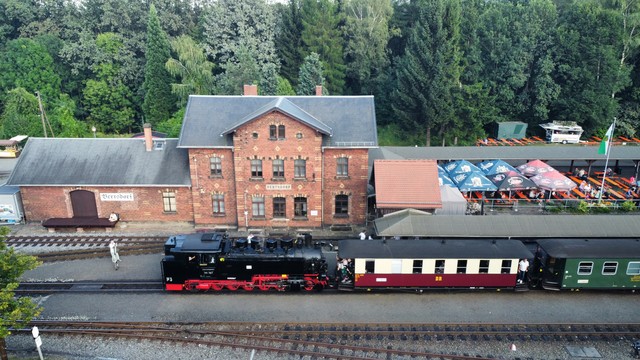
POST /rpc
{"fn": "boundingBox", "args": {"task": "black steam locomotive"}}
[161,232,329,292]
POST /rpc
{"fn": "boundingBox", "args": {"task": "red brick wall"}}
[188,148,239,226]
[322,148,369,226]
[20,186,193,222]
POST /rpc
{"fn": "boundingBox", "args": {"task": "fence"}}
[467,198,638,215]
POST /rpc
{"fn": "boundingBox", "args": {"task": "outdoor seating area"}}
[439,159,639,215]
[475,135,640,147]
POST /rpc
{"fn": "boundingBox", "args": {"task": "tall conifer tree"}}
[142,4,175,126]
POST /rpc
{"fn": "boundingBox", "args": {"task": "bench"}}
[42,217,118,232]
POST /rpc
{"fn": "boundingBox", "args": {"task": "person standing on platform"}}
[359,230,366,240]
[109,240,121,270]
[518,258,529,284]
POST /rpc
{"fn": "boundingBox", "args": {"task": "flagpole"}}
[598,118,616,203]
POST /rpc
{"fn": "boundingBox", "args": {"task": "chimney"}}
[143,123,153,152]
[315,85,323,96]
[244,84,258,96]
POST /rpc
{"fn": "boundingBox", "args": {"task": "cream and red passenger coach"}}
[338,239,533,290]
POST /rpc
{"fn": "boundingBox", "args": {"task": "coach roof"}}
[338,239,533,259]
[178,95,378,148]
[537,239,640,258]
[5,138,191,186]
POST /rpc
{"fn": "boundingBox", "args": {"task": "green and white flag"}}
[598,122,614,155]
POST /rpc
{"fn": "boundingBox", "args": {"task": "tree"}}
[391,0,462,146]
[300,0,345,94]
[0,88,42,138]
[343,0,393,94]
[275,0,304,86]
[0,226,41,360]
[165,35,215,105]
[297,52,327,95]
[216,42,261,95]
[142,4,176,125]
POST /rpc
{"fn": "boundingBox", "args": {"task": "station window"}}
[210,156,222,176]
[162,191,176,213]
[602,262,618,275]
[365,260,375,273]
[251,159,263,178]
[335,195,349,217]
[272,159,284,178]
[457,260,467,274]
[435,259,445,274]
[252,196,265,218]
[479,260,490,274]
[212,193,225,216]
[337,157,349,177]
[501,260,512,274]
[626,262,640,275]
[273,197,286,218]
[577,261,593,275]
[294,159,306,179]
[294,197,307,218]
[413,260,423,274]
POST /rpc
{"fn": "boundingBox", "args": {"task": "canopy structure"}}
[438,168,456,187]
[517,159,555,177]
[530,170,577,192]
[443,160,481,175]
[487,170,538,191]
[452,171,497,192]
[477,159,517,175]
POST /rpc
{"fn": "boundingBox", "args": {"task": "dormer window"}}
[153,140,165,150]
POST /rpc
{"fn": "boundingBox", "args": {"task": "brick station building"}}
[6,85,378,231]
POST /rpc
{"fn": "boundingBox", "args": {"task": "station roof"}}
[373,160,441,209]
[373,214,640,238]
[537,239,640,258]
[6,138,191,187]
[179,95,378,148]
[338,239,533,259]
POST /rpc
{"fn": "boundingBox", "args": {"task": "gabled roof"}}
[6,138,191,187]
[179,95,377,148]
[220,97,332,136]
[373,159,442,209]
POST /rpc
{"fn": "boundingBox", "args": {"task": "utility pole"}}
[36,92,47,138]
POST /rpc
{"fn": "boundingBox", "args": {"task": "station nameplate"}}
[100,193,134,201]
[266,184,291,191]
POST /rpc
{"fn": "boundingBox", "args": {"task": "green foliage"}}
[156,108,185,138]
[297,52,326,95]
[300,0,345,94]
[0,88,41,138]
[275,0,304,86]
[142,4,176,126]
[276,76,296,95]
[377,123,424,146]
[620,200,637,212]
[51,94,90,138]
[575,200,590,214]
[165,35,215,105]
[0,226,42,339]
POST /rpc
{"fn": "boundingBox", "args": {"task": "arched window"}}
[335,194,348,217]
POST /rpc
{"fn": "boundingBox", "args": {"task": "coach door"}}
[70,190,98,218]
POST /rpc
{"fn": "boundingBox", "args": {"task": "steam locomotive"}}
[161,232,329,292]
[161,232,640,292]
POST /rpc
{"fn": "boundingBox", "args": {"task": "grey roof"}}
[179,95,378,148]
[370,145,640,162]
[537,239,640,258]
[6,138,191,186]
[338,239,533,259]
[373,214,640,238]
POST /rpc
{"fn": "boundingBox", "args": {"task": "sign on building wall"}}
[266,184,292,191]
[100,193,134,201]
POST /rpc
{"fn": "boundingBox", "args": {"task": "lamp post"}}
[91,126,96,138]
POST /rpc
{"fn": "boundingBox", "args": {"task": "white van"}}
[539,121,583,144]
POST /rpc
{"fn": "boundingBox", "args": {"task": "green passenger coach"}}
[533,239,640,291]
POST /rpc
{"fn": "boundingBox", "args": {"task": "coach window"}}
[479,260,490,274]
[626,262,640,275]
[212,194,225,216]
[435,259,445,273]
[337,157,349,177]
[210,156,222,177]
[252,196,265,218]
[294,197,307,218]
[501,260,512,274]
[272,159,285,179]
[413,260,423,274]
[457,260,467,274]
[334,195,349,217]
[365,260,375,274]
[602,261,618,275]
[273,197,286,218]
[162,191,176,213]
[577,261,593,275]
[251,159,263,179]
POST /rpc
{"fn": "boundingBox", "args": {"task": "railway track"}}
[6,235,167,262]
[10,321,639,360]
[15,281,163,294]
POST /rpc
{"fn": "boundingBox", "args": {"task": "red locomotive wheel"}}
[258,284,270,291]
[242,284,255,291]
[211,283,224,291]
[226,284,239,291]
[304,280,315,291]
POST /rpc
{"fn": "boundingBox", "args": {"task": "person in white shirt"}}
[518,258,529,283]
[359,231,366,240]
